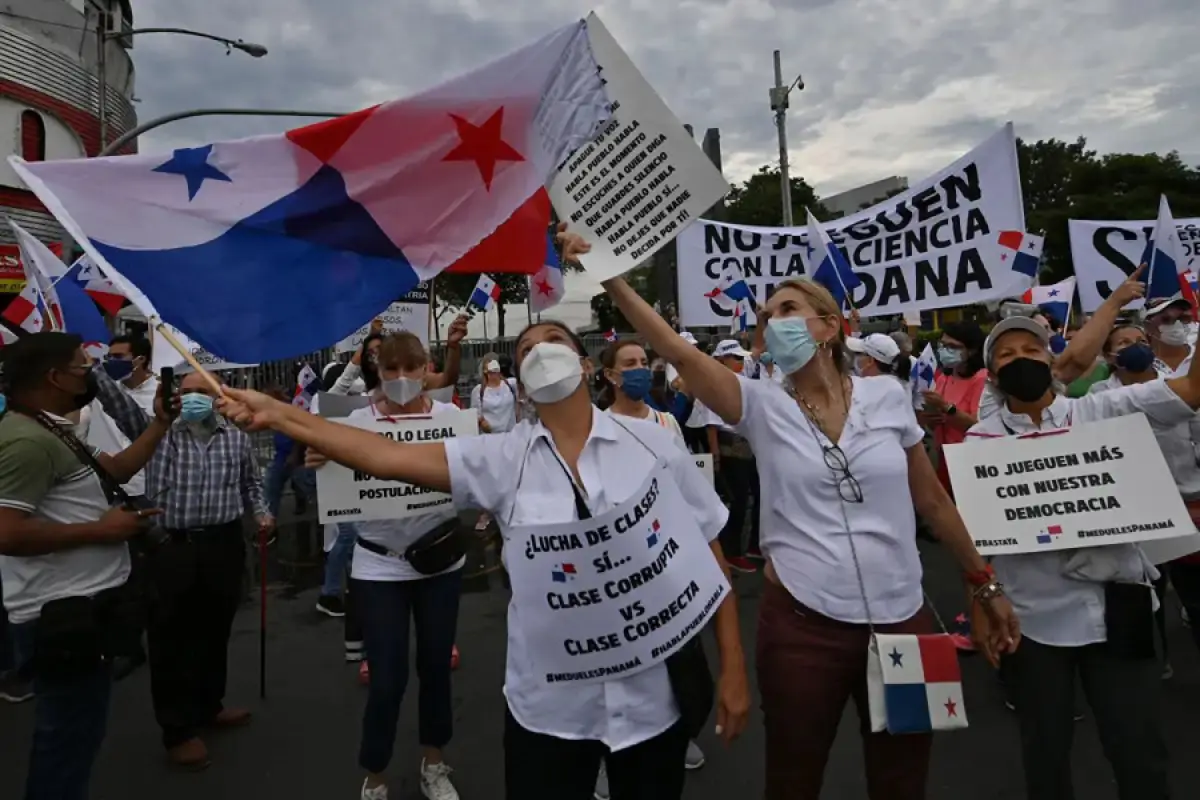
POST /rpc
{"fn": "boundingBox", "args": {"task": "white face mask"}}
[1158,321,1191,347]
[381,376,425,405]
[520,342,583,404]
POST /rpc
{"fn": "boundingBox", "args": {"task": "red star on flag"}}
[535,278,555,296]
[443,108,525,191]
[944,697,957,717]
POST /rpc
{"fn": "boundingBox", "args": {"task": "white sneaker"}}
[421,759,460,800]
[685,740,706,770]
[361,778,388,800]
[594,760,610,800]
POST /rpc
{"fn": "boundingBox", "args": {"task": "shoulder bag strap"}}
[13,405,132,506]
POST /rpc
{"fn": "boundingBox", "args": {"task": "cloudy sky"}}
[128,0,1199,337]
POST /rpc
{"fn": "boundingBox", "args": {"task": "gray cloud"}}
[126,0,1200,331]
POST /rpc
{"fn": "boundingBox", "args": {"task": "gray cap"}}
[983,316,1049,367]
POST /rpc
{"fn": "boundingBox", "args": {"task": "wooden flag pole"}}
[152,321,224,395]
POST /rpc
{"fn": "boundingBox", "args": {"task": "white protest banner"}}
[546,13,729,282]
[505,462,728,684]
[152,321,256,373]
[334,283,431,353]
[694,453,714,485]
[944,413,1194,555]
[1069,218,1200,312]
[676,125,1027,326]
[316,410,479,523]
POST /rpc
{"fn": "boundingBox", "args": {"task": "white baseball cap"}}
[712,339,750,359]
[845,334,901,365]
[1143,294,1190,319]
[679,331,699,345]
[485,360,501,373]
[983,316,1049,366]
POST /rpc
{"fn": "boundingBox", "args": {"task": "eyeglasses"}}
[822,443,863,504]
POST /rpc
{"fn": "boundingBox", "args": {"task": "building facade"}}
[0,0,137,245]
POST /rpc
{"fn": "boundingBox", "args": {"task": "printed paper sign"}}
[152,321,256,373]
[944,413,1195,555]
[1068,218,1200,312]
[694,453,714,485]
[675,125,1027,325]
[505,462,728,684]
[546,13,729,282]
[335,283,431,353]
[316,410,479,523]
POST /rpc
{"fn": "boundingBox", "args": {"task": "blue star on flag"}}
[152,144,232,201]
[888,647,904,667]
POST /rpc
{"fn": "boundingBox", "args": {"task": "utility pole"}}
[769,50,803,227]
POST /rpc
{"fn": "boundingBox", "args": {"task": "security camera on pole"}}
[769,50,804,227]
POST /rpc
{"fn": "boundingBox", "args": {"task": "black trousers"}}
[503,710,689,800]
[1006,638,1168,800]
[1169,560,1200,653]
[717,457,758,559]
[146,521,245,748]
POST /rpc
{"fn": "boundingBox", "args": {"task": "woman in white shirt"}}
[604,271,1018,800]
[600,340,683,438]
[846,333,911,384]
[218,316,751,800]
[309,333,464,800]
[965,314,1200,800]
[469,354,519,434]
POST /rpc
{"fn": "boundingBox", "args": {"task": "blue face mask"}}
[0,394,6,415]
[764,317,818,375]
[103,358,134,381]
[1115,342,1154,373]
[180,392,214,422]
[618,368,652,401]
[937,346,963,369]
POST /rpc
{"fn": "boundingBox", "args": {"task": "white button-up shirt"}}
[967,382,1194,646]
[734,375,928,624]
[444,407,727,751]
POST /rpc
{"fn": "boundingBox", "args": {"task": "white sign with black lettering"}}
[335,284,431,353]
[944,414,1194,555]
[316,410,479,523]
[1068,218,1200,312]
[505,460,728,684]
[547,13,729,281]
[694,453,714,485]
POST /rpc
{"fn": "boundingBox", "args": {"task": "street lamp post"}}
[768,50,804,227]
[97,26,269,150]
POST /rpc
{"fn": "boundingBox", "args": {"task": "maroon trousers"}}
[756,580,934,800]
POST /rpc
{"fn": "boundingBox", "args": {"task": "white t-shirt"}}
[444,408,727,752]
[734,374,926,624]
[346,400,464,582]
[123,374,159,415]
[605,405,683,441]
[77,401,147,496]
[686,398,734,432]
[471,378,519,434]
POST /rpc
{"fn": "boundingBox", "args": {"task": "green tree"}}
[723,166,827,226]
[590,263,662,332]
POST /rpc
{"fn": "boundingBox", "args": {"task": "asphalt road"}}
[2,525,1199,799]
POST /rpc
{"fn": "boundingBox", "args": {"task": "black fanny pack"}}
[33,582,142,681]
[1104,581,1156,660]
[356,517,466,575]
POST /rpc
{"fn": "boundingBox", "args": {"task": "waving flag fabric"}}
[910,343,937,410]
[292,364,322,411]
[9,220,110,352]
[805,209,862,309]
[10,20,611,363]
[2,220,61,333]
[603,328,618,343]
[731,297,755,333]
[1022,277,1075,327]
[469,275,502,311]
[704,265,754,310]
[997,230,1044,279]
[529,232,565,313]
[73,255,125,315]
[1142,195,1197,310]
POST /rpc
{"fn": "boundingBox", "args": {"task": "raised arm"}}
[218,388,452,493]
[1166,339,1200,409]
[602,277,744,425]
[426,315,467,390]
[1053,265,1144,384]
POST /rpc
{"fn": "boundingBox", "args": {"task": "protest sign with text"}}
[505,461,728,684]
[694,453,714,485]
[675,125,1027,326]
[944,414,1193,555]
[546,13,729,282]
[1069,218,1200,312]
[316,410,479,523]
[334,283,430,353]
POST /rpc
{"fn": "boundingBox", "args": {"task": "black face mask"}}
[55,369,99,411]
[996,357,1053,403]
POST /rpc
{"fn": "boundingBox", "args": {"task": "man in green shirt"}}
[0,332,169,800]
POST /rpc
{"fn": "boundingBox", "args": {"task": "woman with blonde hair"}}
[603,267,1020,800]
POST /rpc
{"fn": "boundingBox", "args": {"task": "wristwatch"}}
[945,404,958,417]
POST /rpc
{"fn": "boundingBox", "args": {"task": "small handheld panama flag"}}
[292,364,322,411]
[804,208,862,309]
[469,275,502,311]
[529,232,565,313]
[2,219,62,333]
[731,297,755,333]
[997,230,1044,279]
[1021,276,1075,327]
[72,255,125,315]
[603,328,618,343]
[867,633,968,734]
[1142,195,1197,312]
[910,343,937,411]
[704,265,755,310]
[10,220,109,353]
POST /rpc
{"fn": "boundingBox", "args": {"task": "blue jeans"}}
[355,569,462,773]
[263,460,294,518]
[322,524,356,598]
[11,621,113,800]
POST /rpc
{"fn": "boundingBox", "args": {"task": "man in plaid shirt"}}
[95,364,271,770]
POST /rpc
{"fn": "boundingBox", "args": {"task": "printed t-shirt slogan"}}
[335,283,431,352]
[546,13,729,282]
[675,125,1028,325]
[316,410,479,523]
[1069,217,1200,312]
[943,414,1193,555]
[505,462,728,684]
